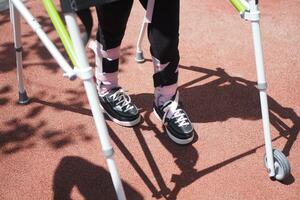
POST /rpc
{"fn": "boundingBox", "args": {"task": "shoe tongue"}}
[163,101,178,119]
[100,87,121,97]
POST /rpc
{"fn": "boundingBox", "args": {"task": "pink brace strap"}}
[88,40,120,61]
[88,40,119,95]
[152,56,178,106]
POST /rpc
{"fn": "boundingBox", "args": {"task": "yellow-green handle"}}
[42,0,79,68]
[230,0,247,13]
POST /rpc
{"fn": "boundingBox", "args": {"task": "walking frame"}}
[8,0,291,200]
[135,0,291,181]
[9,0,126,199]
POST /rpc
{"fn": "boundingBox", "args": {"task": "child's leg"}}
[91,0,140,127]
[94,0,133,95]
[141,0,194,145]
[141,0,180,106]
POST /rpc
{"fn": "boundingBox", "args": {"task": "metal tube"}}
[136,21,147,54]
[64,13,126,200]
[42,0,78,68]
[10,1,25,93]
[249,0,275,177]
[10,0,76,79]
[229,0,248,13]
[9,0,30,104]
[135,0,155,63]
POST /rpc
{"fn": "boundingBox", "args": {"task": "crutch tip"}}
[18,91,30,105]
[135,51,145,63]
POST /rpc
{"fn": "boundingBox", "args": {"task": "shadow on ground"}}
[53,156,143,200]
[128,65,299,199]
[1,63,298,198]
[1,10,299,197]
[0,4,134,155]
[0,85,94,155]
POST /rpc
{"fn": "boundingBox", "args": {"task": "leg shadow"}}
[53,156,144,200]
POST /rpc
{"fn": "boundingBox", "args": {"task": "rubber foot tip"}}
[18,91,29,105]
[135,52,145,63]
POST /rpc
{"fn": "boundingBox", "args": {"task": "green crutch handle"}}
[42,0,79,68]
[229,0,248,13]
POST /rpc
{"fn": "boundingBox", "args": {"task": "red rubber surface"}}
[0,0,299,199]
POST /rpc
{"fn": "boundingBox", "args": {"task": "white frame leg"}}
[9,0,29,104]
[64,13,127,200]
[248,0,275,177]
[135,0,155,63]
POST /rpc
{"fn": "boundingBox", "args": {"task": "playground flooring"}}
[0,0,299,199]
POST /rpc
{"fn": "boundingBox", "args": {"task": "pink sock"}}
[154,84,178,106]
[96,70,118,96]
[152,57,178,106]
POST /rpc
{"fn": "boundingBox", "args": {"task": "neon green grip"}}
[42,0,78,68]
[230,0,247,13]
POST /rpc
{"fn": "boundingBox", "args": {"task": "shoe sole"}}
[153,108,194,145]
[99,103,141,127]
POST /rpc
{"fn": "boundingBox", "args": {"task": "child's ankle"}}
[154,84,177,106]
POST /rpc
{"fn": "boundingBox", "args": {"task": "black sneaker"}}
[99,87,140,127]
[153,92,194,145]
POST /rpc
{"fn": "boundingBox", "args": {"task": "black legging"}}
[95,0,180,87]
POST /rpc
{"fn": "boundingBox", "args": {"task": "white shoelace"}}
[162,92,190,127]
[109,88,134,112]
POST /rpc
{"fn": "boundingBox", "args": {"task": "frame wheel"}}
[264,149,291,181]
